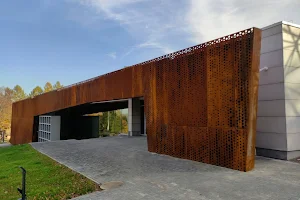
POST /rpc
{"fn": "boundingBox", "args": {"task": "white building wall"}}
[282,23,300,153]
[256,21,300,159]
[256,22,287,153]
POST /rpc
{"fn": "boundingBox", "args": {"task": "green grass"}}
[0,144,100,200]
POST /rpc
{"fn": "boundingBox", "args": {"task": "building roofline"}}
[282,21,300,29]
[262,21,300,30]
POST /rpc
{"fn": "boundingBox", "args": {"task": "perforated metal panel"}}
[141,28,261,171]
[11,28,261,171]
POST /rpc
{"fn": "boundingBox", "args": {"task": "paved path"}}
[31,136,300,200]
[0,143,11,148]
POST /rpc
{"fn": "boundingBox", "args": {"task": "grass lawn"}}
[0,144,100,200]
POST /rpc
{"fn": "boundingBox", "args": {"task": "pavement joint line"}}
[30,143,102,185]
[30,137,300,200]
[255,155,300,166]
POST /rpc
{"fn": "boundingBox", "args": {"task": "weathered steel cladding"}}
[11,28,261,171]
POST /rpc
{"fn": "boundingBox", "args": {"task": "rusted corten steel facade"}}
[11,28,261,171]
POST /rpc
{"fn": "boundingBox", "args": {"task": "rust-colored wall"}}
[11,28,261,171]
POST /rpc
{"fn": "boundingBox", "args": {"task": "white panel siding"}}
[258,83,285,100]
[285,100,300,116]
[285,83,300,99]
[283,49,300,68]
[257,117,286,134]
[282,24,300,51]
[261,33,283,54]
[287,133,300,151]
[256,132,287,151]
[262,24,282,38]
[258,100,285,117]
[286,117,300,134]
[259,66,284,85]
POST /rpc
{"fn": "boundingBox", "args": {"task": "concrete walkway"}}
[31,136,300,200]
[0,143,11,148]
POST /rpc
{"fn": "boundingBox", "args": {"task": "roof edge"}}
[262,21,300,30]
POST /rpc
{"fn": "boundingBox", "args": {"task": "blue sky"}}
[1,0,299,93]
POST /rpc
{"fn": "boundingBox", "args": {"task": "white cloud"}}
[121,41,174,59]
[69,0,187,56]
[107,52,117,59]
[185,0,300,43]
[76,0,145,24]
[69,0,300,58]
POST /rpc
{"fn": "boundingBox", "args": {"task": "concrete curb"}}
[0,143,12,148]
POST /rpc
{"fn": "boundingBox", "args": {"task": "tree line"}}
[0,81,63,131]
[28,81,63,98]
[90,110,128,137]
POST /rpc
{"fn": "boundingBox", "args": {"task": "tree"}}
[53,81,63,90]
[12,85,27,102]
[100,112,108,132]
[0,87,12,131]
[44,82,53,93]
[29,86,43,97]
[121,114,128,133]
[4,87,13,99]
[112,110,122,133]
